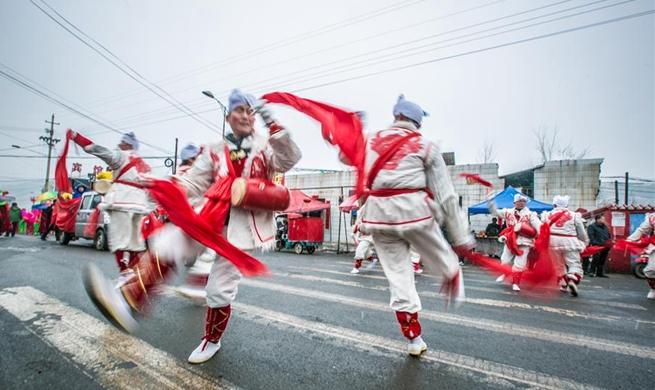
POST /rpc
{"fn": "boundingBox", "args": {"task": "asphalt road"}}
[0,234,653,390]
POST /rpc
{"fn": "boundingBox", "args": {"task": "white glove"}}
[251,99,275,125]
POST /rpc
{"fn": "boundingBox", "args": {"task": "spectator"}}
[485,217,502,237]
[587,214,612,277]
[73,183,88,199]
[8,202,22,237]
[0,201,10,236]
[40,201,56,241]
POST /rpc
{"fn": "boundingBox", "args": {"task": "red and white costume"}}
[351,203,377,273]
[490,198,541,288]
[541,196,588,295]
[151,121,301,359]
[626,213,655,299]
[359,116,472,355]
[73,132,152,271]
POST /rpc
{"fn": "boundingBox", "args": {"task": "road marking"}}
[273,272,654,325]
[289,265,644,310]
[240,279,655,360]
[0,287,239,390]
[232,301,606,390]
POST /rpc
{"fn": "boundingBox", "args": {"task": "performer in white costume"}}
[350,202,378,274]
[70,131,151,277]
[625,213,655,299]
[82,90,301,366]
[489,193,541,292]
[540,195,588,297]
[358,94,473,356]
[171,90,302,363]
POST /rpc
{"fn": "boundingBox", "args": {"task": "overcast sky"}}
[1,0,653,207]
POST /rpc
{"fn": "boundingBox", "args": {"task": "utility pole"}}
[40,114,60,192]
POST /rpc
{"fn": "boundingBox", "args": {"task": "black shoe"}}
[588,274,595,277]
[597,274,609,278]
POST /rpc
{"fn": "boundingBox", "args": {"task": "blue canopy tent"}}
[468,186,553,215]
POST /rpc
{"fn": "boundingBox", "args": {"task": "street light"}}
[202,90,227,138]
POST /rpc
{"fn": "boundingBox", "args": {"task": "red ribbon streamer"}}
[459,173,493,189]
[262,92,366,196]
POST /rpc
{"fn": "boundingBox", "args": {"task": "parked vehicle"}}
[59,191,110,251]
[275,214,323,254]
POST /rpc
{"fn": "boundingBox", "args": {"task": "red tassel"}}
[614,237,652,255]
[580,246,606,258]
[500,227,523,256]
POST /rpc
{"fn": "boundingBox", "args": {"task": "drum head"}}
[93,179,112,195]
[230,178,247,207]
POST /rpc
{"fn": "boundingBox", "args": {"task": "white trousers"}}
[500,245,530,273]
[644,252,655,279]
[205,255,243,308]
[107,210,146,253]
[371,220,460,313]
[552,249,583,280]
[354,240,374,260]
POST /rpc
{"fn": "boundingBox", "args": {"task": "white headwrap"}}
[513,194,529,203]
[228,89,256,113]
[121,132,139,150]
[180,143,200,161]
[553,195,570,208]
[392,94,428,125]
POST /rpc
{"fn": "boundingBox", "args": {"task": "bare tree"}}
[477,139,498,164]
[534,124,558,163]
[558,143,591,160]
[534,124,591,162]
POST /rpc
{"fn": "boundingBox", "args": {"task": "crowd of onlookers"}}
[0,200,57,240]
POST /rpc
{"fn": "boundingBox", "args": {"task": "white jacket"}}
[359,121,472,247]
[178,129,301,251]
[490,205,541,247]
[541,207,588,251]
[83,144,151,214]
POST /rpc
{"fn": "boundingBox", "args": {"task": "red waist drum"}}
[514,223,537,239]
[231,178,291,212]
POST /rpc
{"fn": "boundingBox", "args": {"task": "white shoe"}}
[414,268,423,275]
[408,336,427,356]
[114,270,135,289]
[512,284,521,292]
[350,268,360,274]
[365,259,378,270]
[83,263,138,333]
[495,274,505,283]
[188,339,221,364]
[647,289,655,300]
[176,285,207,301]
[568,282,579,297]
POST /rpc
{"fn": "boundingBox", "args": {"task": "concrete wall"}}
[532,159,603,212]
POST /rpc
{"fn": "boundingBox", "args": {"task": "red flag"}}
[55,130,75,193]
[262,92,366,195]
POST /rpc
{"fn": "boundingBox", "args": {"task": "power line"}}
[0,154,171,159]
[212,0,631,99]
[52,0,593,131]
[286,9,655,94]
[0,67,172,154]
[30,0,221,135]
[54,0,431,117]
[66,0,509,123]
